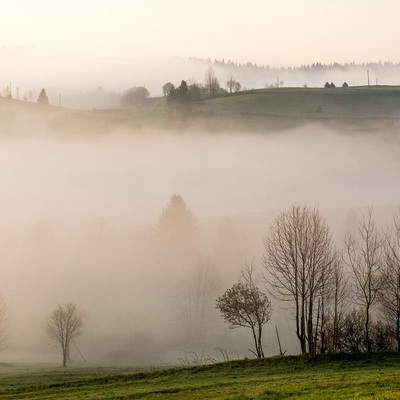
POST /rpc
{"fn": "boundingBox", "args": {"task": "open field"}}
[203,86,400,118]
[0,353,399,399]
[2,86,400,134]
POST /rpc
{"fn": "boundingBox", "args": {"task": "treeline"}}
[189,56,400,73]
[217,204,400,357]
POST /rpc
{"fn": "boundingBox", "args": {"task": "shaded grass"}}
[0,352,399,399]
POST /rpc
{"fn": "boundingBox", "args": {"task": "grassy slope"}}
[0,352,399,399]
[2,86,400,134]
[202,86,400,118]
[84,86,400,133]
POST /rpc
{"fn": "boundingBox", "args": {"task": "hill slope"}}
[0,352,399,399]
[2,86,400,134]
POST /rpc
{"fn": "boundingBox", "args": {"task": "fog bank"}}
[0,127,399,364]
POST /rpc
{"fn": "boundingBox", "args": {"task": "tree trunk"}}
[365,305,371,352]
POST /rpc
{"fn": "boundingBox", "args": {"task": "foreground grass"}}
[0,352,398,399]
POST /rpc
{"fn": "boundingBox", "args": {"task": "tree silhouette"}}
[216,265,271,358]
[37,88,49,105]
[156,194,197,256]
[167,81,194,119]
[47,302,84,367]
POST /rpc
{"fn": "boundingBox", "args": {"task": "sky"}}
[1,0,399,65]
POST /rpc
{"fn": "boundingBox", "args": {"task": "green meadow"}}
[0,352,399,399]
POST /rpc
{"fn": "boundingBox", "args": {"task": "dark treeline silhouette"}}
[216,203,400,357]
[189,57,400,73]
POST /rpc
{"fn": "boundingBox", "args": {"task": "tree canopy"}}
[216,268,271,358]
[120,87,150,107]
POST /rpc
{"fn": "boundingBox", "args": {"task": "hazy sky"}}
[1,0,399,65]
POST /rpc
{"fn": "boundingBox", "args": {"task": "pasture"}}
[0,352,398,399]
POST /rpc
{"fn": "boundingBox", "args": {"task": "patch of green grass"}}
[201,86,400,119]
[0,352,398,399]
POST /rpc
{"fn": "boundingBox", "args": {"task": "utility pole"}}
[59,94,62,107]
[367,70,370,86]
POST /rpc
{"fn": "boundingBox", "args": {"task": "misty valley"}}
[2,1,400,397]
[0,124,398,368]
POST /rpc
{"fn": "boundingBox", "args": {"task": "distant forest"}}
[189,56,400,73]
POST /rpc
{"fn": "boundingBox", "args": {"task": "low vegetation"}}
[0,352,398,399]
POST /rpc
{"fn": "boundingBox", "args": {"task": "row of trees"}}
[2,198,398,365]
[163,67,241,119]
[217,204,400,357]
[1,86,49,104]
[190,56,400,73]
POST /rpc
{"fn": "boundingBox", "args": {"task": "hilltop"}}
[1,86,400,135]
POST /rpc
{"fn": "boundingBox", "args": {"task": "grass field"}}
[0,352,399,399]
[202,86,400,119]
[2,86,400,134]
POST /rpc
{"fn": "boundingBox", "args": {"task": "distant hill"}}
[1,86,400,135]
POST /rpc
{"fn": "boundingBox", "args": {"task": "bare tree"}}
[216,264,272,358]
[226,75,241,94]
[343,207,384,352]
[381,210,400,351]
[47,302,84,367]
[324,253,350,353]
[226,75,235,94]
[179,255,221,343]
[0,295,8,350]
[330,254,351,353]
[341,308,366,352]
[234,81,241,93]
[262,204,334,355]
[204,66,219,98]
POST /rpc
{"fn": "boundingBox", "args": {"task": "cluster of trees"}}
[190,56,400,74]
[2,197,398,366]
[0,86,48,104]
[164,67,241,119]
[217,204,400,357]
[324,82,349,88]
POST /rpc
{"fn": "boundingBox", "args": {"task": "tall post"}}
[367,70,370,86]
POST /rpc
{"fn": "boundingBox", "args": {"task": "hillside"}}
[1,86,400,134]
[0,352,399,399]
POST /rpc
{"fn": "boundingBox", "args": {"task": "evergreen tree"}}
[37,88,49,105]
